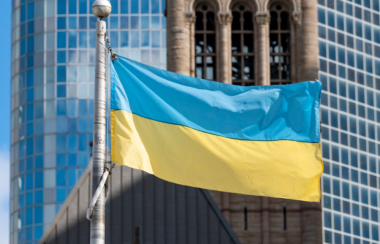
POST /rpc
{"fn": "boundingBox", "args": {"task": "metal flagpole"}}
[90,1,111,243]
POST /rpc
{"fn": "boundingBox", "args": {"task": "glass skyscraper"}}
[9,0,166,243]
[318,0,380,243]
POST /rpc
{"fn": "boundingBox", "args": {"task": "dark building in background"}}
[38,159,241,244]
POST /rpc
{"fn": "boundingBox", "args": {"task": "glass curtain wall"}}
[9,0,166,243]
[318,0,380,243]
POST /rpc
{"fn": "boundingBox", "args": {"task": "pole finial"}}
[92,0,112,19]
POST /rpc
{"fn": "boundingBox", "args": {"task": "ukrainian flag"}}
[111,56,323,202]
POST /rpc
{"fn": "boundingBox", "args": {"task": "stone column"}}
[217,12,232,84]
[166,0,190,76]
[261,197,270,244]
[291,12,302,83]
[185,12,196,77]
[255,12,271,86]
[298,0,319,82]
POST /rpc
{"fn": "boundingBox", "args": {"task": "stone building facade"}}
[166,0,322,243]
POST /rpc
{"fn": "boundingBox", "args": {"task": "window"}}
[270,5,291,84]
[195,5,216,80]
[231,5,254,86]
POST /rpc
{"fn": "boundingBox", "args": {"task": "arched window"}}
[231,5,254,86]
[195,5,216,80]
[269,5,291,84]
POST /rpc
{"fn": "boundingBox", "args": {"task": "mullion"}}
[278,13,282,80]
[203,13,207,79]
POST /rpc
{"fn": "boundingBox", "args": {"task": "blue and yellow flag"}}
[111,56,323,202]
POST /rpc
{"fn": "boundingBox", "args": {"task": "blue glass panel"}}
[26,138,33,156]
[57,100,67,116]
[56,169,66,187]
[20,39,26,56]
[79,16,87,29]
[318,8,326,24]
[57,0,67,14]
[131,0,138,13]
[19,194,25,208]
[69,0,76,14]
[110,16,118,29]
[333,179,340,196]
[79,31,88,48]
[68,31,77,48]
[56,134,67,152]
[57,85,66,98]
[27,21,34,35]
[151,0,159,13]
[90,17,97,29]
[372,208,379,222]
[152,31,160,48]
[57,50,66,63]
[78,152,89,167]
[56,118,68,133]
[362,187,369,204]
[25,227,32,241]
[328,11,335,27]
[26,172,33,190]
[334,214,341,231]
[68,169,76,186]
[366,57,373,73]
[68,118,77,132]
[35,136,43,154]
[131,31,139,48]
[56,188,66,202]
[120,31,129,47]
[67,99,77,117]
[120,17,129,29]
[27,36,34,53]
[57,153,67,167]
[26,103,33,121]
[355,21,362,37]
[27,88,33,102]
[89,31,96,48]
[57,66,66,82]
[68,153,77,167]
[121,0,129,13]
[57,32,67,48]
[370,190,378,207]
[78,118,87,132]
[323,176,331,193]
[110,0,118,13]
[131,16,139,29]
[372,224,379,241]
[27,2,34,20]
[78,134,87,151]
[20,5,26,22]
[57,17,66,29]
[79,0,87,14]
[26,192,33,206]
[324,230,332,243]
[20,23,26,38]
[152,16,160,29]
[19,160,25,173]
[69,17,77,29]
[162,16,166,29]
[363,221,370,238]
[324,195,331,209]
[365,25,371,41]
[110,31,119,47]
[35,171,43,189]
[67,134,77,152]
[26,157,33,171]
[27,54,34,68]
[324,211,332,228]
[141,31,149,47]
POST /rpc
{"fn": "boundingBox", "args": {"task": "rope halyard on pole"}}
[87,161,116,221]
[105,33,118,61]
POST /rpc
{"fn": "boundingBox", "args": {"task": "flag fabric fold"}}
[111,56,323,202]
